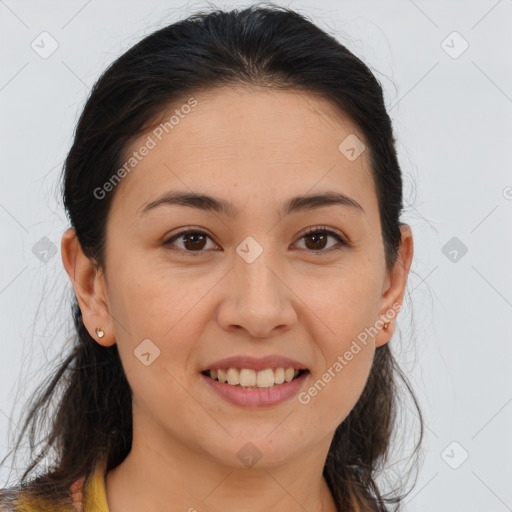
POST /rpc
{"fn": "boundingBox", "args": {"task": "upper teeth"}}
[208,367,301,388]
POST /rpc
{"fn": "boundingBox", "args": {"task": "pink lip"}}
[201,355,308,372]
[200,371,309,407]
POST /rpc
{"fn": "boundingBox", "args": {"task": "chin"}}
[204,432,312,470]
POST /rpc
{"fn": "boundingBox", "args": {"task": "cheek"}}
[109,257,205,337]
[107,263,213,389]
[299,269,380,426]
[306,263,382,343]
[298,341,375,434]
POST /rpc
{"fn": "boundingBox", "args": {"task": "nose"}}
[216,248,297,338]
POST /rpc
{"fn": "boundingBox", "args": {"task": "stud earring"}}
[95,327,105,338]
[383,322,390,330]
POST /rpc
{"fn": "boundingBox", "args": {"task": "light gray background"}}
[1,1,511,510]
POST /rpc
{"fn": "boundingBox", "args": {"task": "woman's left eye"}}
[295,227,347,253]
[163,227,348,255]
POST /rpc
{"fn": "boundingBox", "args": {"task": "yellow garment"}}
[81,461,110,512]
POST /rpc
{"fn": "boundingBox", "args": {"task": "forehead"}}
[111,86,377,224]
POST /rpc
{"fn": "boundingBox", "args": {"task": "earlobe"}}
[60,228,115,347]
[375,224,414,348]
[375,321,392,348]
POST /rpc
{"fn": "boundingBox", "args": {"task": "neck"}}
[104,418,338,512]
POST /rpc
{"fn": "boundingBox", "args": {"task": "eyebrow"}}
[139,190,364,218]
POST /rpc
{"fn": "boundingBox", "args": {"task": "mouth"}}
[201,368,309,390]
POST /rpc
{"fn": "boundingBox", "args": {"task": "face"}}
[63,85,412,471]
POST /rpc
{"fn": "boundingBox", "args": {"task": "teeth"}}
[239,368,256,387]
[285,368,295,383]
[274,367,285,384]
[207,367,303,388]
[227,368,239,385]
[256,369,274,388]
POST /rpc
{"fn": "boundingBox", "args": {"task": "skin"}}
[61,85,413,512]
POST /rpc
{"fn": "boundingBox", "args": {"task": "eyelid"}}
[299,225,348,244]
[295,225,350,253]
[163,225,350,254]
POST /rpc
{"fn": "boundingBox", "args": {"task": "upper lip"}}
[201,355,309,372]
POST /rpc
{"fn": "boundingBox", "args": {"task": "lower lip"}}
[201,372,309,407]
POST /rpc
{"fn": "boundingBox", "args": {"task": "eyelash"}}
[163,226,349,256]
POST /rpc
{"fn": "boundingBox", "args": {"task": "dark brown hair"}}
[1,3,423,511]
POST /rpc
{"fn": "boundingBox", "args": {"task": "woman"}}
[0,3,423,511]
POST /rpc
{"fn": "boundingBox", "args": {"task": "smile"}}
[202,367,308,389]
[200,368,310,407]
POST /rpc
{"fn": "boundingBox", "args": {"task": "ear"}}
[374,224,414,348]
[61,228,116,347]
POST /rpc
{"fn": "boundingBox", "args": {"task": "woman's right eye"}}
[163,229,218,254]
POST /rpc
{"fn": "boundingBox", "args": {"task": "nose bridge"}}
[217,234,297,336]
[233,235,281,304]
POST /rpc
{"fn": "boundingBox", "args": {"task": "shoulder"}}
[70,476,85,512]
[0,478,85,512]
